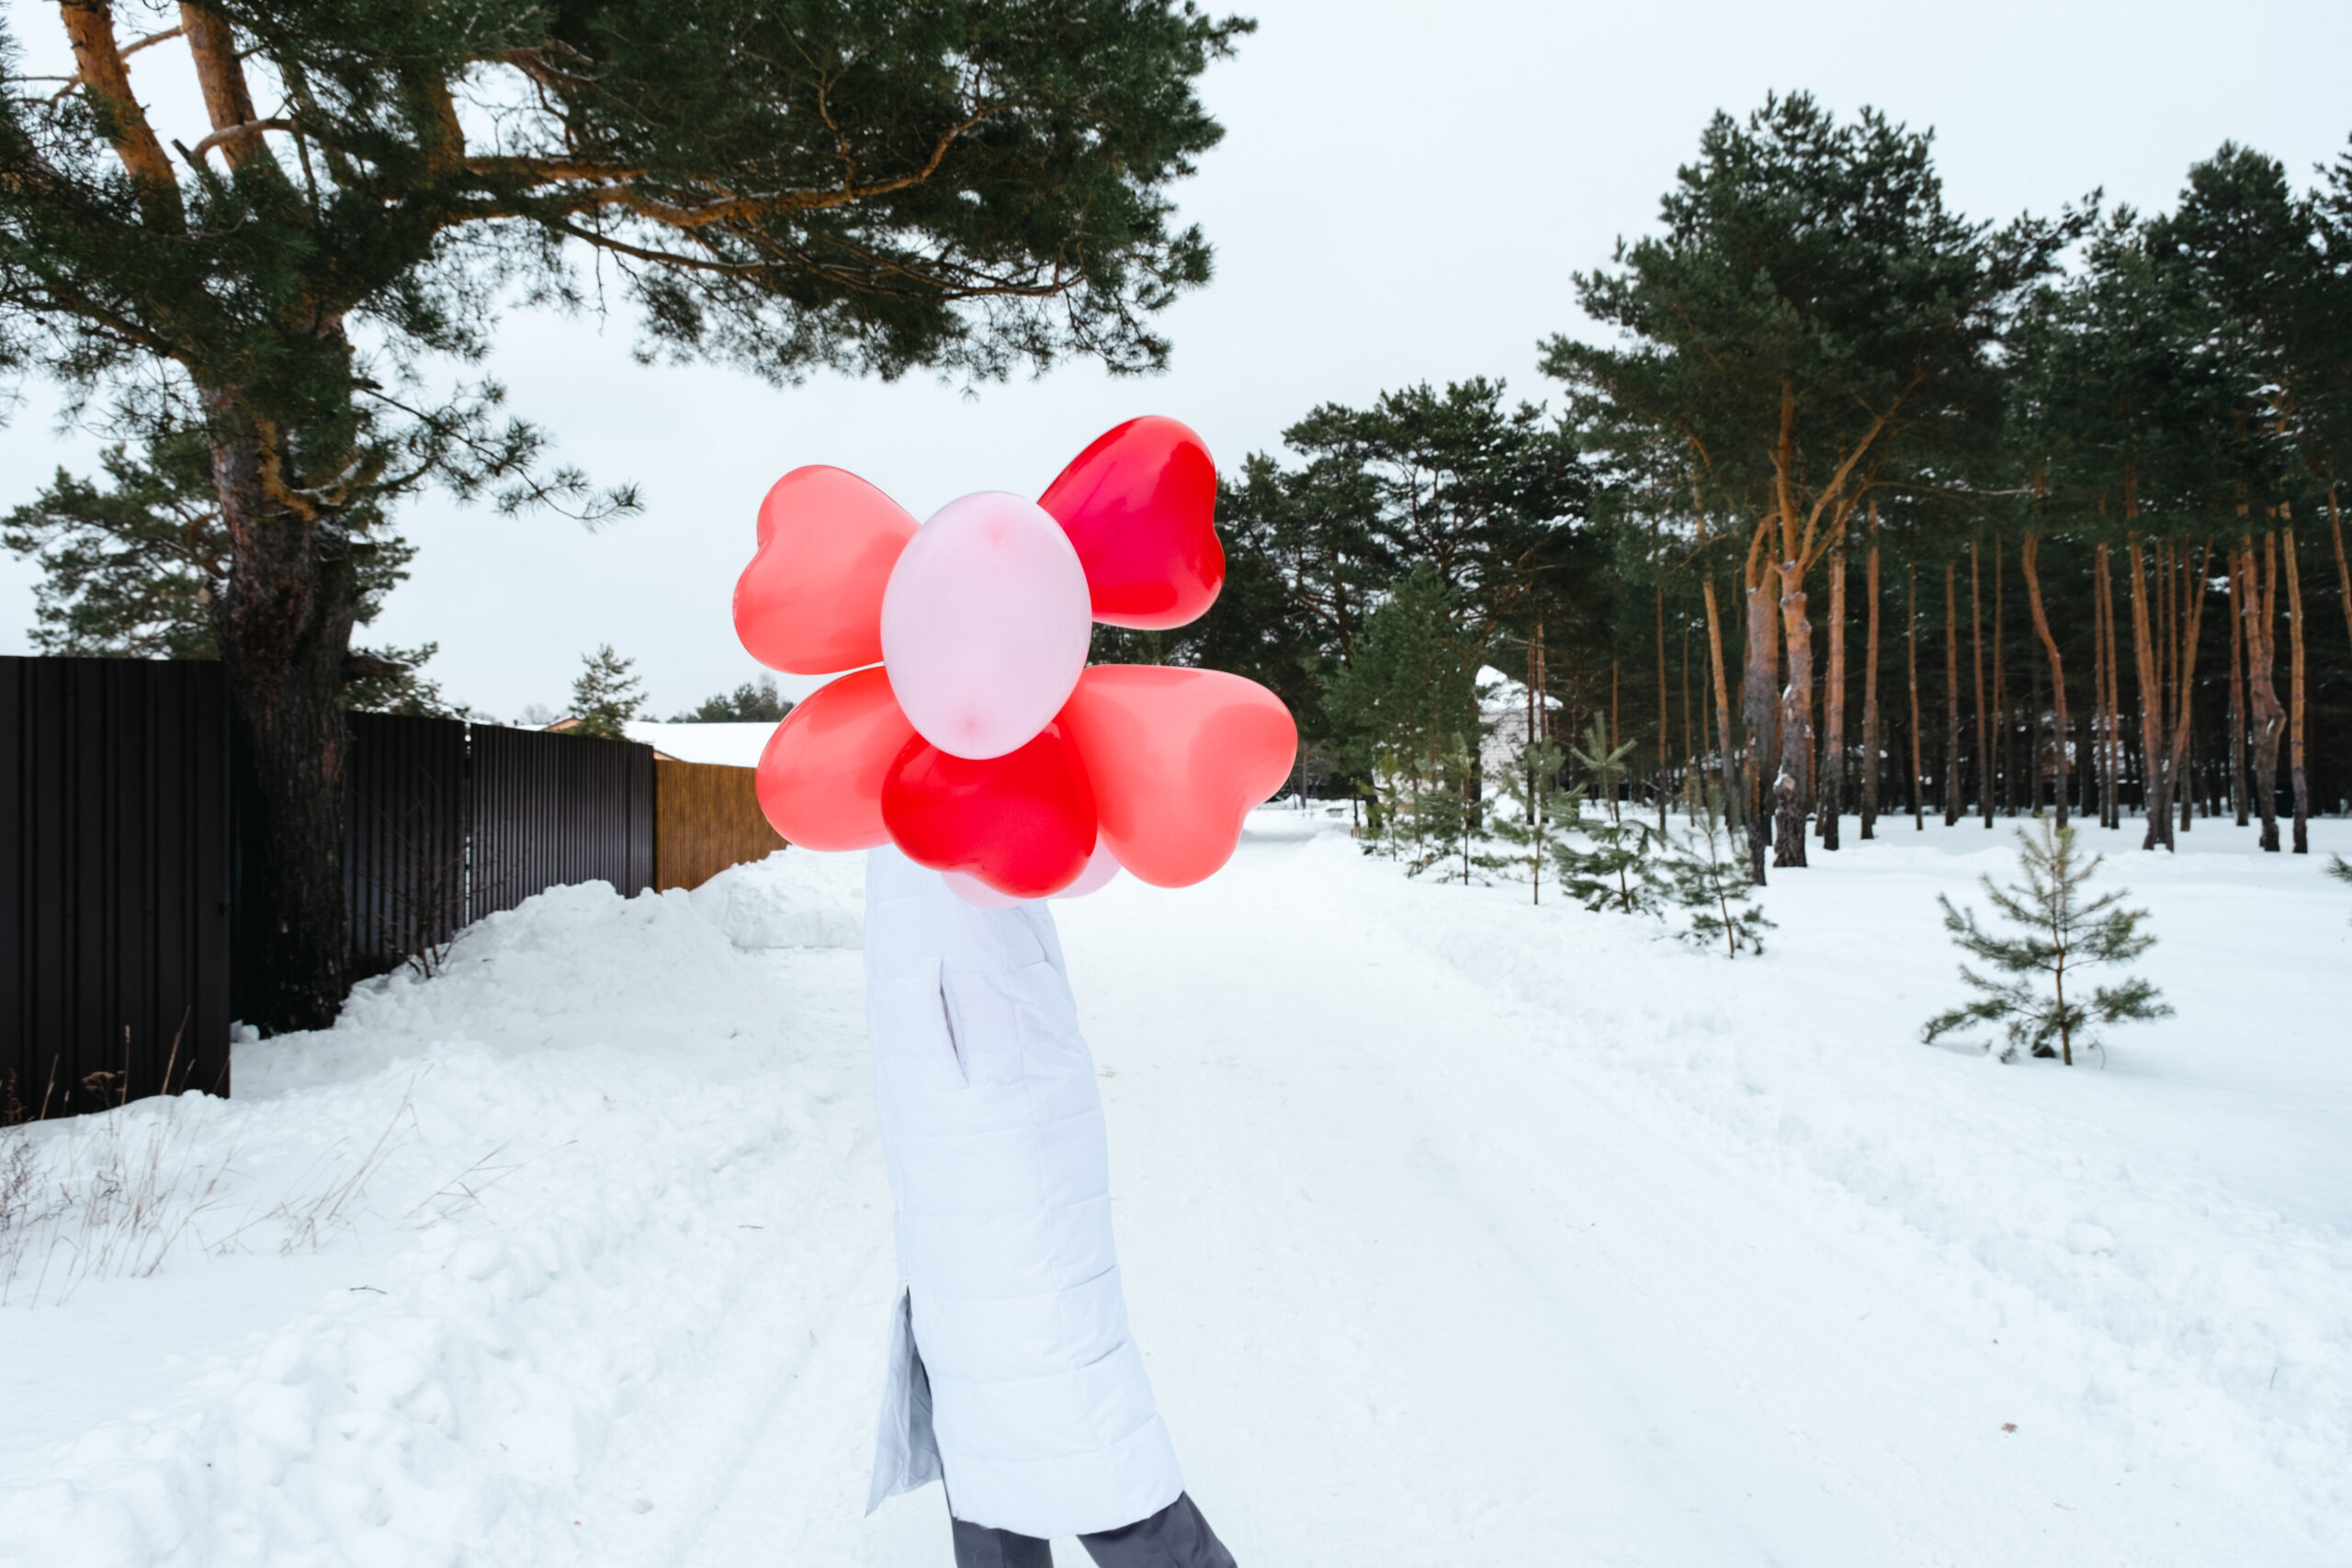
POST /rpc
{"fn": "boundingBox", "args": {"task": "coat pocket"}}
[871,959,967,1091]
[933,960,969,1089]
[938,966,1031,1089]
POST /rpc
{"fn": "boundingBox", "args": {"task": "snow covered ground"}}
[2,811,2346,1566]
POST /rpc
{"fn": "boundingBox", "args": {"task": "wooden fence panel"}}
[654,759,784,891]
[467,725,655,921]
[1,657,231,1121]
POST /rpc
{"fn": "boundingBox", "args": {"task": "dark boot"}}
[952,1516,1055,1568]
[1078,1493,1236,1568]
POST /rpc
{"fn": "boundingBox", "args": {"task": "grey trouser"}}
[949,1493,1237,1568]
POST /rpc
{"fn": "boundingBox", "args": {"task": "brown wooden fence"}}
[654,758,784,891]
[2,657,232,1121]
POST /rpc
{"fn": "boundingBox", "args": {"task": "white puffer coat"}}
[861,846,1184,1538]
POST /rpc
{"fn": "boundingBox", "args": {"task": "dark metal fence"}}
[345,712,469,979]
[6,658,659,1120]
[2,657,232,1121]
[468,723,656,923]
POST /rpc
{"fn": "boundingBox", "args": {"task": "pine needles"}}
[1924,820,2171,1065]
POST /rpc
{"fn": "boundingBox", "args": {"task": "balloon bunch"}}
[736,418,1299,906]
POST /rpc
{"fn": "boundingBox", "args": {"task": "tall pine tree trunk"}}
[1657,580,1670,834]
[1906,563,1924,829]
[2100,545,2123,829]
[2090,544,2109,826]
[2245,534,2284,852]
[209,407,361,1032]
[1944,561,1962,826]
[2228,546,2249,826]
[66,12,362,1033]
[2021,532,2069,828]
[1743,526,1779,883]
[1701,543,1738,837]
[2285,525,2309,853]
[2165,543,2188,835]
[2166,539,2211,837]
[1972,542,1990,829]
[1824,547,1846,851]
[1773,556,1813,867]
[1862,508,1883,839]
[2127,539,2172,849]
[1994,536,2012,817]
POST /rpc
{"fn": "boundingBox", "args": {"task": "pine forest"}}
[1106,94,2352,888]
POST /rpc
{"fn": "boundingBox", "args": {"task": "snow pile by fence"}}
[0,852,870,1567]
[690,847,865,952]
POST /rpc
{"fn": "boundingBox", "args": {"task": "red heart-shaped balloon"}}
[881,721,1099,897]
[1038,417,1223,630]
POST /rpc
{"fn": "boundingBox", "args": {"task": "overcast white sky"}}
[5,0,2350,718]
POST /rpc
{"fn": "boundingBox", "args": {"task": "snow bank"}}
[690,849,865,952]
[1311,814,2352,1546]
[0,853,873,1567]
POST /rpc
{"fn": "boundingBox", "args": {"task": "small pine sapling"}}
[1664,786,1774,957]
[1555,716,1667,917]
[1486,738,1584,903]
[1924,820,2172,1065]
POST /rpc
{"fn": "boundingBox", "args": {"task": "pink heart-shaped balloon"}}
[1056,666,1295,887]
[1038,417,1224,630]
[736,467,919,674]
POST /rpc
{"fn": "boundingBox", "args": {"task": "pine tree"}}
[569,646,646,740]
[1326,565,1483,871]
[1485,738,1582,903]
[1663,787,1773,956]
[1924,820,2171,1065]
[1,434,444,713]
[1555,715,1667,917]
[673,676,787,724]
[0,1,1247,1032]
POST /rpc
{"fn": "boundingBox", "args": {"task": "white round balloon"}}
[879,491,1093,760]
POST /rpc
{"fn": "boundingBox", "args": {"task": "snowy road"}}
[6,817,2346,1567]
[678,818,2343,1568]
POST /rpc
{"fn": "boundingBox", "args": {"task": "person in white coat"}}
[863,844,1238,1568]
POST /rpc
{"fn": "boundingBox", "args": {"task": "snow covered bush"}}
[1922,819,2171,1065]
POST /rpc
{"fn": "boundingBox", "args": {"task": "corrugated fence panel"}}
[345,713,468,979]
[1,657,231,1121]
[5,677,656,1121]
[466,726,655,921]
[653,759,784,891]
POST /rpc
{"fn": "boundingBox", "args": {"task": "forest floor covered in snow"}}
[2,810,2346,1567]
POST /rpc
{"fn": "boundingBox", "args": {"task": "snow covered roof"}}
[625,720,777,768]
